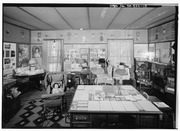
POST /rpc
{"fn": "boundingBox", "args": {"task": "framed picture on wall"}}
[31,44,42,58]
[18,44,29,67]
[31,44,43,66]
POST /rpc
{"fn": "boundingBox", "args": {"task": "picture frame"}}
[31,43,43,66]
[18,44,29,67]
[31,44,42,58]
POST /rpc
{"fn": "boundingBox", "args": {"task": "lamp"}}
[29,58,37,65]
[29,59,38,71]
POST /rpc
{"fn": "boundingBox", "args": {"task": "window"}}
[108,39,134,67]
[43,40,62,72]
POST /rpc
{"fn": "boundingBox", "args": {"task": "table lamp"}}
[29,59,37,71]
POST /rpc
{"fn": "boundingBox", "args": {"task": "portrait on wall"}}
[18,44,29,66]
[31,44,43,66]
[32,45,42,58]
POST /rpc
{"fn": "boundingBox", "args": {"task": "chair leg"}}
[41,108,46,127]
[65,113,70,123]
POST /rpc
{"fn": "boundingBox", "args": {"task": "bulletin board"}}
[3,42,16,75]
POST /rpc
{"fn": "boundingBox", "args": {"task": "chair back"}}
[113,66,130,80]
[44,72,67,94]
[142,91,149,100]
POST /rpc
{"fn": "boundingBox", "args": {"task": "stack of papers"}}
[153,102,170,108]
[76,101,88,110]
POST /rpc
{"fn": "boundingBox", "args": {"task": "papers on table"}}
[121,85,134,90]
[100,101,113,111]
[153,102,170,108]
[133,94,147,101]
[111,101,126,111]
[88,101,100,111]
[122,101,139,111]
[133,102,145,111]
[76,101,88,110]
[138,101,160,112]
[70,85,161,114]
[77,85,85,90]
[73,91,89,101]
[124,95,136,101]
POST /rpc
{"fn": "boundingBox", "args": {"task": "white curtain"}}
[43,40,62,72]
[108,39,134,67]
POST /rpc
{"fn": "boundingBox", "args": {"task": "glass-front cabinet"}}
[63,44,107,71]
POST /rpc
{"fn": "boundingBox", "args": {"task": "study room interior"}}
[2,3,178,129]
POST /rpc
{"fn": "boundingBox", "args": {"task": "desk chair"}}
[80,69,91,85]
[113,66,130,85]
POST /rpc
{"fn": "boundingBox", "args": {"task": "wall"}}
[3,23,30,43]
[149,21,175,43]
[31,30,148,44]
[3,23,31,75]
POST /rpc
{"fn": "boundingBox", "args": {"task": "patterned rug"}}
[5,98,70,128]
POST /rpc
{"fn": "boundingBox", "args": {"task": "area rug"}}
[5,98,70,128]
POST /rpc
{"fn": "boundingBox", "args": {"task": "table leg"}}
[70,113,73,127]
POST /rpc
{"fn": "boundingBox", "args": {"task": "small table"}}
[14,72,45,91]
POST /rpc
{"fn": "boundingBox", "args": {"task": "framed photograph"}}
[18,44,29,66]
[31,44,42,58]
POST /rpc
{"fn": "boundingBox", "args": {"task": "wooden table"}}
[69,85,162,128]
[14,72,45,91]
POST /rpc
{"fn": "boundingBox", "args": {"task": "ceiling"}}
[3,5,176,31]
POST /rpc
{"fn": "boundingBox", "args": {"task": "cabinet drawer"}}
[73,114,90,122]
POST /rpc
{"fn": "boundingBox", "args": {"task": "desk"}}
[14,72,45,91]
[69,85,162,128]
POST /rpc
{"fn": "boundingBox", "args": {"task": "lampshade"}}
[29,59,37,65]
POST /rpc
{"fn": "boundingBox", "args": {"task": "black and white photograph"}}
[1,1,179,129]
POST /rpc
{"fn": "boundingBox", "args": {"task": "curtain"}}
[43,40,62,72]
[108,39,134,67]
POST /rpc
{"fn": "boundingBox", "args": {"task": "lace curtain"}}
[108,39,134,67]
[43,40,62,72]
